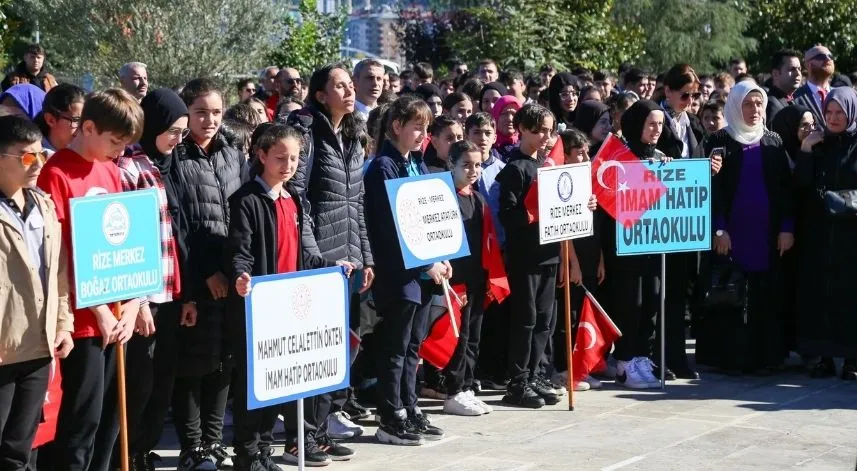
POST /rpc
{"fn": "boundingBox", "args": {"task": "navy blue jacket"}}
[363,142,429,307]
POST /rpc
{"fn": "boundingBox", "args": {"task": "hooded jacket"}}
[0,84,46,120]
[14,62,57,92]
[287,104,373,269]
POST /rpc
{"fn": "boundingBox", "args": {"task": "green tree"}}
[9,0,284,88]
[266,0,346,75]
[742,0,857,74]
[613,0,755,74]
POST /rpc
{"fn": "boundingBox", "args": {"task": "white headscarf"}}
[724,80,768,145]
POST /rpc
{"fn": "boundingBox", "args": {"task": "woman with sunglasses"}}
[113,88,195,469]
[658,64,704,159]
[35,83,85,157]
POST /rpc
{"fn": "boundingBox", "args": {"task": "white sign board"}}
[245,266,350,409]
[538,162,594,244]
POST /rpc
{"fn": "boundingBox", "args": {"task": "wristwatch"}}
[715,230,725,237]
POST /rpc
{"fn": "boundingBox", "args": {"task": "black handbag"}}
[703,257,747,310]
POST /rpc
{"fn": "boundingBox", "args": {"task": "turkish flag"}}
[573,289,622,382]
[349,329,361,365]
[482,204,509,308]
[32,357,63,448]
[419,284,467,369]
[523,138,564,223]
[591,134,666,227]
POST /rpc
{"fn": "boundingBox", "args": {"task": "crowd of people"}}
[1,39,857,471]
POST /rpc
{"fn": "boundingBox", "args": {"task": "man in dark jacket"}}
[766,49,803,123]
[792,45,835,125]
[14,44,57,92]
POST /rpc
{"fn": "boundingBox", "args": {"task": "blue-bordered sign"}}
[616,158,711,255]
[70,189,163,308]
[245,266,350,410]
[538,162,594,244]
[384,172,470,269]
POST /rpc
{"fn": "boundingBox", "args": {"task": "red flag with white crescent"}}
[573,289,622,382]
[32,357,63,448]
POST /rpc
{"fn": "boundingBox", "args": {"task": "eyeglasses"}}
[680,92,703,100]
[1,151,48,168]
[799,122,817,131]
[166,127,191,139]
[810,53,834,62]
[559,91,579,100]
[58,114,82,127]
[285,78,303,86]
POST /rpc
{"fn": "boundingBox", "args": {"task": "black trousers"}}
[654,252,693,368]
[475,299,510,383]
[0,357,51,470]
[374,292,430,421]
[53,338,119,471]
[506,263,558,382]
[608,256,658,362]
[172,367,231,451]
[444,285,486,395]
[122,302,181,455]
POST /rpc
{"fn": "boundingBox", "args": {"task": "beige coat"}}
[0,189,72,365]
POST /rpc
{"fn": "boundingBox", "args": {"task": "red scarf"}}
[481,201,510,307]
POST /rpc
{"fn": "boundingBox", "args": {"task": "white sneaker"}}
[573,380,591,391]
[465,390,492,414]
[326,411,365,439]
[616,359,654,389]
[638,357,663,388]
[443,391,484,416]
[551,371,571,395]
[585,375,603,389]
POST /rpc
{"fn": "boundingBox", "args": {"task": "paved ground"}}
[154,359,857,471]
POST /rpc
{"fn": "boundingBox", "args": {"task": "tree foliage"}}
[399,0,643,73]
[9,0,284,88]
[742,0,857,74]
[613,0,755,74]
[266,0,347,75]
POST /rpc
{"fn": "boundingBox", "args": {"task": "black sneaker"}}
[281,439,331,467]
[342,397,371,420]
[131,452,160,471]
[375,417,424,446]
[232,454,268,471]
[205,441,234,468]
[258,449,282,471]
[407,413,444,441]
[842,361,857,381]
[316,434,355,461]
[502,381,545,409]
[178,447,217,471]
[530,377,560,405]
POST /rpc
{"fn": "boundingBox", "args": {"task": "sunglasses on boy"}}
[1,151,48,168]
[680,92,702,101]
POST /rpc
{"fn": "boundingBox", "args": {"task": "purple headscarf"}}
[0,84,46,120]
[823,86,857,135]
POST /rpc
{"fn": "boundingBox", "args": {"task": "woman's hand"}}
[778,232,795,256]
[336,260,356,277]
[235,273,252,297]
[801,130,824,152]
[649,155,673,164]
[569,261,583,286]
[710,154,723,175]
[587,194,598,212]
[426,262,447,284]
[714,231,732,255]
[597,252,606,285]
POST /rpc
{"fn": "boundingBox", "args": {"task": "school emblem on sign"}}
[292,283,312,320]
[396,196,424,246]
[557,171,574,202]
[102,202,130,246]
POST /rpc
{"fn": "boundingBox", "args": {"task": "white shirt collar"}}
[255,176,291,201]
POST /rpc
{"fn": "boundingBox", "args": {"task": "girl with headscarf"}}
[573,100,611,155]
[794,87,857,380]
[478,81,508,114]
[700,81,794,375]
[491,95,520,161]
[0,83,46,120]
[601,100,669,389]
[114,88,197,466]
[415,83,444,117]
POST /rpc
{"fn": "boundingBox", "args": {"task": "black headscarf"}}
[479,81,508,105]
[415,83,442,102]
[574,100,609,137]
[140,88,189,175]
[770,105,811,159]
[621,99,662,159]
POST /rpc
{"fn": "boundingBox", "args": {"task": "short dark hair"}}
[0,115,42,153]
[701,99,726,116]
[414,62,434,81]
[255,123,303,153]
[559,128,589,152]
[464,112,495,135]
[379,95,432,145]
[572,67,593,84]
[443,92,470,112]
[220,119,254,153]
[662,64,699,91]
[698,74,714,83]
[37,83,86,136]
[514,103,554,133]
[460,78,484,103]
[729,57,746,66]
[82,88,144,141]
[540,64,557,74]
[448,139,480,165]
[771,49,802,72]
[25,43,45,56]
[501,69,524,88]
[236,78,255,91]
[181,78,223,107]
[624,68,647,86]
[594,70,612,82]
[224,102,263,128]
[388,72,400,82]
[429,115,460,136]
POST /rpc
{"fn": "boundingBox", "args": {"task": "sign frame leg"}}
[562,241,575,411]
[297,398,305,470]
[659,253,666,390]
[114,301,130,471]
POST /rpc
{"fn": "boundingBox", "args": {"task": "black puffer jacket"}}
[172,133,248,375]
[288,105,374,268]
